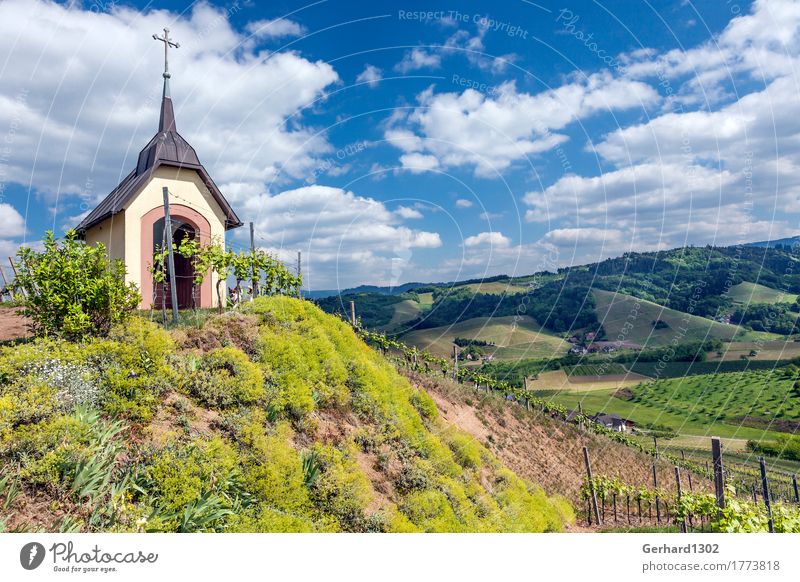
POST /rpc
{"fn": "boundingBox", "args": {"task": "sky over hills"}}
[0,0,798,290]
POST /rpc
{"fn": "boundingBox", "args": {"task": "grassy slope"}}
[592,289,778,346]
[0,298,571,533]
[728,281,798,304]
[401,315,568,360]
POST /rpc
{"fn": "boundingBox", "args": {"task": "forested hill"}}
[316,244,800,336]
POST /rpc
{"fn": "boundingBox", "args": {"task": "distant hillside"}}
[745,235,800,248]
[315,244,800,368]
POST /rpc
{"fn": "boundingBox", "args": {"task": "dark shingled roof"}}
[76,82,242,233]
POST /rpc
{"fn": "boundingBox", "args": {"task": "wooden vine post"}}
[675,466,686,533]
[759,457,774,533]
[711,437,726,513]
[452,345,459,381]
[681,450,694,492]
[792,474,799,504]
[162,187,179,324]
[350,300,356,327]
[583,447,601,526]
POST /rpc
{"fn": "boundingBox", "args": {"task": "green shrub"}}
[15,231,140,340]
[142,437,239,531]
[308,443,373,531]
[186,347,264,409]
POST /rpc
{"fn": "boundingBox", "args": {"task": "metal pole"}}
[350,300,356,326]
[759,457,774,533]
[162,187,179,324]
[583,446,602,526]
[711,437,725,511]
[249,222,257,300]
[452,345,459,381]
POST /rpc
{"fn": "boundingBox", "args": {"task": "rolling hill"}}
[401,315,568,360]
[592,289,778,347]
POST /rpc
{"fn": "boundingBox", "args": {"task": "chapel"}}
[76,29,242,309]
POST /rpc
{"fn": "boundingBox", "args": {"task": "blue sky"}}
[1,0,798,290]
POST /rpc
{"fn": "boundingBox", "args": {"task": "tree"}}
[15,231,141,340]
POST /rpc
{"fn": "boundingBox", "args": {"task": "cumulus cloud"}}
[386,74,660,176]
[244,18,306,40]
[522,0,800,253]
[463,231,511,248]
[355,64,383,88]
[0,0,338,212]
[394,48,442,73]
[0,203,26,238]
[455,199,473,208]
[243,185,441,288]
[395,206,423,219]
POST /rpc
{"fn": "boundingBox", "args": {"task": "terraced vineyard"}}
[627,359,791,379]
[626,369,800,432]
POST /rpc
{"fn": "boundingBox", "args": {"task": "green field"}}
[536,386,787,442]
[728,281,798,305]
[456,281,530,294]
[401,315,568,360]
[593,289,778,347]
[627,369,800,432]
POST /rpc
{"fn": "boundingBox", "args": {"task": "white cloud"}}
[244,185,441,288]
[245,18,306,40]
[398,153,440,173]
[355,64,383,88]
[395,206,423,219]
[0,0,338,216]
[0,203,26,237]
[455,199,473,208]
[387,74,660,176]
[463,231,511,248]
[394,48,442,73]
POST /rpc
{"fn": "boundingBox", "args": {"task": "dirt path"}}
[0,306,30,341]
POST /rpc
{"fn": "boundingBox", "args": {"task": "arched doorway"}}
[152,217,197,309]
[140,204,213,309]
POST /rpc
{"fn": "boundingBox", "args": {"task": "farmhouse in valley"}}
[591,413,635,433]
[76,29,242,310]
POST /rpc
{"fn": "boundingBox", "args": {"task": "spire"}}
[152,28,180,133]
[158,79,176,133]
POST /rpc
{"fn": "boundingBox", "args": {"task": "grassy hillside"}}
[0,297,572,533]
[728,281,798,304]
[401,315,568,360]
[592,289,777,346]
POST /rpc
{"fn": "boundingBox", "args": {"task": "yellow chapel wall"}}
[83,212,126,264]
[124,166,228,308]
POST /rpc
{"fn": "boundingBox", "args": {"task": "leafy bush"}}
[15,231,140,340]
[186,347,264,409]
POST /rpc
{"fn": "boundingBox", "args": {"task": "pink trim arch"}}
[140,204,213,309]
